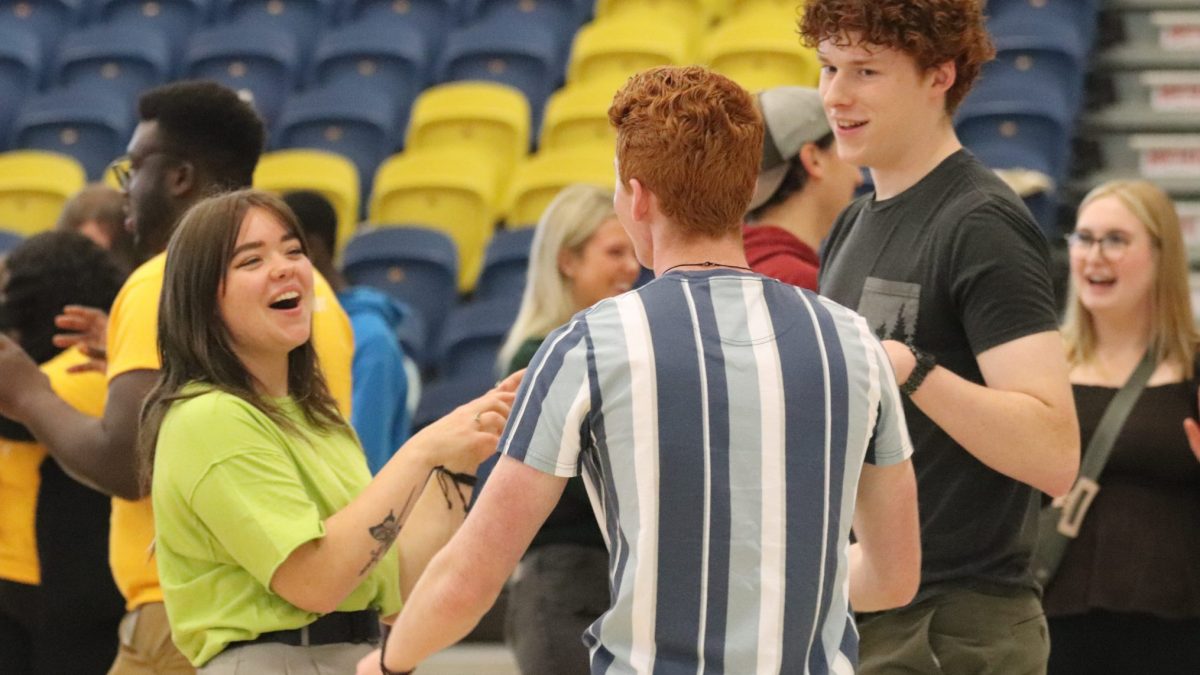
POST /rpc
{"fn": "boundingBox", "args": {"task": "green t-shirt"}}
[152,388,402,666]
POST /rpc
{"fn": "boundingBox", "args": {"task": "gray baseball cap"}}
[747,86,831,212]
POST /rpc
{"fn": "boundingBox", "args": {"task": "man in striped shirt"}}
[364,66,921,675]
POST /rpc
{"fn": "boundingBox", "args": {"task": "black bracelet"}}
[899,345,936,396]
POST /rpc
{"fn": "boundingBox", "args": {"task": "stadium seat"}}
[253,149,361,252]
[474,227,535,306]
[957,111,1069,180]
[505,144,615,227]
[463,1,587,59]
[966,45,1082,124]
[435,299,516,379]
[274,84,400,200]
[342,0,457,43]
[567,16,690,87]
[11,88,133,180]
[540,80,619,151]
[436,15,563,132]
[52,25,172,101]
[0,0,79,63]
[0,25,41,147]
[406,81,530,177]
[310,19,429,122]
[341,226,458,356]
[214,0,333,55]
[594,0,710,40]
[93,0,209,62]
[369,147,501,291]
[986,0,1099,54]
[412,370,494,430]
[0,151,86,236]
[0,228,21,253]
[703,10,821,92]
[184,22,300,125]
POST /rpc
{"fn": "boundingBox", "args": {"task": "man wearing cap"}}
[743,86,862,291]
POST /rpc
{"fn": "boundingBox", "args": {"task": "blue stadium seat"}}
[93,0,209,63]
[11,87,133,179]
[0,25,41,148]
[412,370,494,430]
[274,83,400,197]
[435,299,516,380]
[463,1,587,58]
[474,227,534,306]
[0,0,79,64]
[0,229,22,253]
[342,0,456,43]
[214,0,333,64]
[986,0,1098,55]
[52,25,172,101]
[184,22,300,125]
[957,108,1069,180]
[437,14,563,133]
[341,227,458,359]
[310,19,429,123]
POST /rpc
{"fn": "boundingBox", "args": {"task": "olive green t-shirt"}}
[152,388,401,666]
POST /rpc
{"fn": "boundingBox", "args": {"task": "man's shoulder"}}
[112,254,166,313]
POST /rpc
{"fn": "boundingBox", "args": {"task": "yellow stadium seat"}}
[369,148,502,291]
[731,0,804,17]
[568,16,692,87]
[704,11,821,92]
[505,144,616,227]
[253,150,361,254]
[541,81,621,152]
[595,0,715,36]
[0,151,86,237]
[406,82,531,181]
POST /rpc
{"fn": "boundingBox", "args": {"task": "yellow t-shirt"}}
[106,253,354,610]
[0,348,107,586]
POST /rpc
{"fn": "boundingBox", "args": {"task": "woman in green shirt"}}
[140,190,518,673]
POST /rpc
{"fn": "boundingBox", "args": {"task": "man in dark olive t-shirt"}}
[801,2,1082,674]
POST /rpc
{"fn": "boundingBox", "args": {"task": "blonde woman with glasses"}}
[1047,180,1200,674]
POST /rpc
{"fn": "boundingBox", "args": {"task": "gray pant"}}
[857,586,1049,675]
[505,544,610,675]
[198,641,374,674]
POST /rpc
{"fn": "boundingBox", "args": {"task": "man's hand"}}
[881,339,916,385]
[356,648,384,675]
[52,305,108,374]
[0,333,51,419]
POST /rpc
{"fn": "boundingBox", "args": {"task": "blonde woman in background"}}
[1047,180,1200,674]
[486,184,641,675]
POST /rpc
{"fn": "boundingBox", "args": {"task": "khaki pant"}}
[108,602,195,675]
[199,641,375,674]
[858,586,1049,675]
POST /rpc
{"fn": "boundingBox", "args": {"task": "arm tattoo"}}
[359,486,421,576]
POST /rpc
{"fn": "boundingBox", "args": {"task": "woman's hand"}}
[407,369,525,472]
[1182,392,1200,463]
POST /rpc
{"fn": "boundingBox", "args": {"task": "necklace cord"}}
[661,261,755,275]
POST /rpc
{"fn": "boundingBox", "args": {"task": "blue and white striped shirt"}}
[500,269,912,675]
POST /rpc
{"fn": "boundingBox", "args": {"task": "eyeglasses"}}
[106,151,178,191]
[1065,231,1133,261]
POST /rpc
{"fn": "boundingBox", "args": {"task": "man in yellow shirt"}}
[0,81,355,674]
[0,231,126,673]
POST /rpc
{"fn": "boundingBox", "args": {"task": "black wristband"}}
[899,345,936,396]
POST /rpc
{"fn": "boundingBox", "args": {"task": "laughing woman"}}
[140,190,518,673]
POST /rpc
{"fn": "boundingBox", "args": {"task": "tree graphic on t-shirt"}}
[875,311,913,345]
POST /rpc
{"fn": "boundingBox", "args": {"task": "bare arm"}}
[849,459,920,611]
[364,456,567,674]
[884,330,1080,497]
[0,333,151,499]
[270,379,519,615]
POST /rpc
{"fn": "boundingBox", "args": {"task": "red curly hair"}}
[608,66,763,237]
[798,0,995,112]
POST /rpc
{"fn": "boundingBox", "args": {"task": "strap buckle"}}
[1052,476,1100,538]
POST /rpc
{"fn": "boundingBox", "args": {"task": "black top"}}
[1044,381,1200,619]
[820,149,1060,601]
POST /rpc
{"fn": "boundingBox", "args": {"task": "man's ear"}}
[629,178,651,223]
[798,143,823,179]
[930,60,956,99]
[168,161,196,198]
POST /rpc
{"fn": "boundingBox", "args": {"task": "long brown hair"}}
[1062,179,1200,369]
[138,189,347,488]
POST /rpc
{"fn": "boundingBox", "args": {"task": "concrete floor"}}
[415,643,520,675]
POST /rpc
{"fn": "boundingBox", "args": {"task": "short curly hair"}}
[608,66,763,237]
[798,0,995,112]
